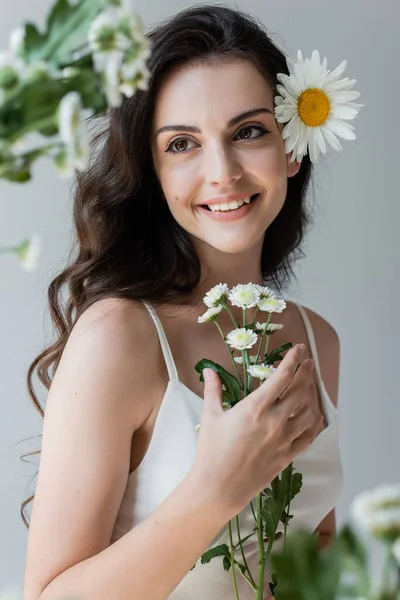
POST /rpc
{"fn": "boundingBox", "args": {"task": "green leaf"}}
[195,359,242,406]
[271,529,341,600]
[260,497,279,541]
[200,543,230,565]
[23,23,47,57]
[265,342,293,366]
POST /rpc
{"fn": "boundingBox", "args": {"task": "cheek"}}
[158,161,200,206]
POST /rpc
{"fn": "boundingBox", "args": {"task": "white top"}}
[110,300,344,598]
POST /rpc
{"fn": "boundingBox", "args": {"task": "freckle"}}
[174,196,179,201]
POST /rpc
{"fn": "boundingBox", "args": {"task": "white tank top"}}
[110,300,343,598]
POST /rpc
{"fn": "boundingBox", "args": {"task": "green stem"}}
[228,520,241,599]
[256,492,266,599]
[224,303,240,328]
[283,466,293,554]
[235,514,257,589]
[214,321,244,389]
[0,246,17,254]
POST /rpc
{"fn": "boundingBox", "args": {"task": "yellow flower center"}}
[297,88,331,127]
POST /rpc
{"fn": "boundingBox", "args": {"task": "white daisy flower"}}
[258,297,287,313]
[195,424,200,432]
[274,50,363,164]
[253,284,276,299]
[351,485,400,539]
[58,91,83,145]
[255,322,284,333]
[9,27,25,57]
[197,305,223,323]
[228,283,260,309]
[58,92,91,172]
[203,283,230,308]
[248,363,277,381]
[226,328,258,351]
[16,235,41,271]
[393,537,400,566]
[103,50,124,107]
[234,355,258,365]
[88,7,128,55]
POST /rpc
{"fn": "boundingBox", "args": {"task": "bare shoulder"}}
[66,296,159,426]
[294,302,341,407]
[24,296,159,599]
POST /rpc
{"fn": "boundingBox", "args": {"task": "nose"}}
[205,144,243,187]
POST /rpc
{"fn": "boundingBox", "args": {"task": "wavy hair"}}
[21,4,314,526]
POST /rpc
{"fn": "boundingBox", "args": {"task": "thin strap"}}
[294,303,324,384]
[141,300,179,381]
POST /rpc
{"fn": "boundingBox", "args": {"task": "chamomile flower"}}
[248,363,277,381]
[253,284,276,299]
[228,283,260,309]
[351,485,400,541]
[258,297,287,313]
[197,305,223,323]
[234,355,258,365]
[57,92,90,172]
[226,328,258,351]
[393,537,400,566]
[203,283,230,308]
[274,50,363,164]
[255,322,284,333]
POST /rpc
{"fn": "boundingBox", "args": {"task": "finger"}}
[202,368,223,415]
[289,412,324,454]
[275,359,316,420]
[285,405,322,439]
[249,344,305,408]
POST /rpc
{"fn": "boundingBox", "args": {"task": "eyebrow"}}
[155,107,273,138]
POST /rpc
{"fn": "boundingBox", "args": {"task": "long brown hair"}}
[21,4,313,527]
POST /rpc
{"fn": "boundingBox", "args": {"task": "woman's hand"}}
[191,344,324,520]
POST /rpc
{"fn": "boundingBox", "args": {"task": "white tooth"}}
[208,198,248,212]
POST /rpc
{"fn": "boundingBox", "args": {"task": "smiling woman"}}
[22,5,349,600]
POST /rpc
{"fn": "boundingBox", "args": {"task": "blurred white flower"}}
[197,305,223,323]
[9,27,25,56]
[248,363,276,381]
[203,283,230,308]
[16,235,41,271]
[393,537,400,565]
[228,283,260,309]
[226,328,258,351]
[57,92,90,173]
[351,485,400,540]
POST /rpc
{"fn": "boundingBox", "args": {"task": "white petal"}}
[324,78,357,94]
[325,59,348,84]
[325,118,356,140]
[329,90,361,103]
[321,126,343,151]
[314,126,327,155]
[331,104,361,120]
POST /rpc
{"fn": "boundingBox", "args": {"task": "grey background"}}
[1,0,399,593]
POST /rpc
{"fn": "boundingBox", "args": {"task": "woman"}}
[23,4,355,599]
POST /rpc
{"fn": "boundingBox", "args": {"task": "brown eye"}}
[239,127,253,139]
[235,125,270,141]
[175,139,188,152]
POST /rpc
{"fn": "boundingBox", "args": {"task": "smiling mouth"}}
[202,193,260,211]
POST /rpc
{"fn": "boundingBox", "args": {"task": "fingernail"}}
[203,368,212,382]
[307,359,315,370]
[298,344,306,354]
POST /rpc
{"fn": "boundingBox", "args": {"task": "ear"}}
[286,152,302,178]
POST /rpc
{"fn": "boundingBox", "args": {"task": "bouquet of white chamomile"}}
[191,282,304,600]
[0,0,150,268]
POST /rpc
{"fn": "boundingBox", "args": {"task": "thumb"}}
[203,368,223,414]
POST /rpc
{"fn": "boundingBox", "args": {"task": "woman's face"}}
[151,58,300,255]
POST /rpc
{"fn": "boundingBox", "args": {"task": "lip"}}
[199,193,257,207]
[197,193,260,221]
